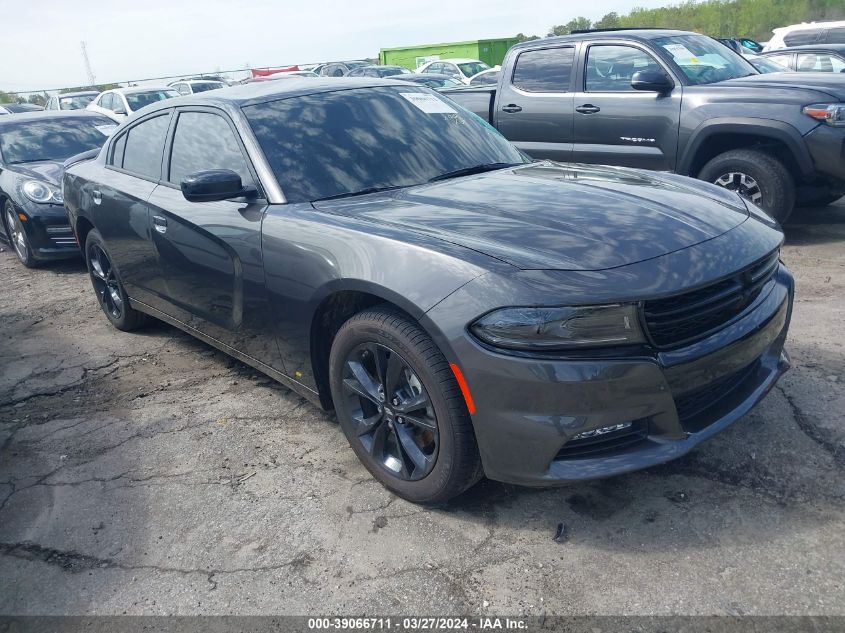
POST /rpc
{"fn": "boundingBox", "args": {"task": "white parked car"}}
[167,79,228,95]
[764,20,845,51]
[415,59,491,84]
[87,86,180,121]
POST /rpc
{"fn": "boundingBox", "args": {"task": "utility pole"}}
[80,41,96,87]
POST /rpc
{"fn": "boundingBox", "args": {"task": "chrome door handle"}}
[501,104,523,113]
[575,104,601,114]
[92,189,102,205]
[152,215,167,234]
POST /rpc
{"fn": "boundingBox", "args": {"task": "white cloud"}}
[1,0,675,92]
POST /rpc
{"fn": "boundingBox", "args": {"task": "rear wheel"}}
[4,201,37,268]
[329,307,482,504]
[698,149,795,224]
[85,229,147,331]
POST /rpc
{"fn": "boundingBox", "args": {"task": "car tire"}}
[329,306,482,504]
[698,149,795,224]
[4,201,37,268]
[84,229,147,332]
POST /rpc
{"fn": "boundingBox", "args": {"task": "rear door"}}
[494,45,577,161]
[146,107,278,368]
[572,42,682,171]
[91,111,172,306]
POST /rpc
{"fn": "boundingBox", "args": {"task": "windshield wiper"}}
[8,158,53,165]
[427,162,521,183]
[311,185,406,202]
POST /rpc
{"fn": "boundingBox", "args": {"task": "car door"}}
[572,42,682,171]
[145,107,279,368]
[494,45,577,162]
[764,52,796,70]
[92,111,172,306]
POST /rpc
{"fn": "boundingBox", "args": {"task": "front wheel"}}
[329,307,482,504]
[4,201,37,268]
[85,229,147,331]
[698,149,795,224]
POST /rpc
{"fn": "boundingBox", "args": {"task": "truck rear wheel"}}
[699,149,795,224]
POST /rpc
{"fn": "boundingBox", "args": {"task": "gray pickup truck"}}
[443,29,845,222]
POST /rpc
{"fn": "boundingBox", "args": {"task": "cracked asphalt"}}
[1,201,844,616]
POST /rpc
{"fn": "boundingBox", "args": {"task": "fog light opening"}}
[571,421,633,441]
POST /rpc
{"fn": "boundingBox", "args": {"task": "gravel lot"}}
[1,201,844,617]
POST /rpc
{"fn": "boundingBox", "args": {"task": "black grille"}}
[643,251,779,348]
[556,419,649,460]
[674,361,759,425]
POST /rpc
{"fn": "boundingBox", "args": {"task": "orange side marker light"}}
[450,363,476,415]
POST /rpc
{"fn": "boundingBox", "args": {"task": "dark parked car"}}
[63,78,793,503]
[443,29,845,221]
[760,44,845,73]
[312,61,370,77]
[0,103,44,115]
[0,111,117,266]
[397,74,464,89]
[346,65,411,78]
[45,91,99,111]
[717,37,764,55]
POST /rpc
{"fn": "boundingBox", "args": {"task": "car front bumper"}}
[14,202,80,261]
[433,264,794,486]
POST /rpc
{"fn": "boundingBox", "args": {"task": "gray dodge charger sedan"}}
[63,78,794,504]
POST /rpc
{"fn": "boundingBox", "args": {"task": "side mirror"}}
[181,169,255,203]
[631,70,675,93]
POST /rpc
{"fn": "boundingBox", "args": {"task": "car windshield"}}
[748,55,791,73]
[653,34,758,85]
[125,89,179,111]
[190,82,225,92]
[0,117,117,164]
[59,94,97,109]
[457,61,490,77]
[244,86,526,203]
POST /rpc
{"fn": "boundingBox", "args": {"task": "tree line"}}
[516,0,845,42]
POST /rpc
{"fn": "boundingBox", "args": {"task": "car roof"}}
[112,86,175,94]
[763,43,845,53]
[0,110,114,127]
[137,77,415,112]
[425,58,483,64]
[399,73,458,81]
[58,91,99,97]
[511,28,694,51]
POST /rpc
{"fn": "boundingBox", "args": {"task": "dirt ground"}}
[1,200,844,617]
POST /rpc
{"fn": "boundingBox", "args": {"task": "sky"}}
[1,0,676,92]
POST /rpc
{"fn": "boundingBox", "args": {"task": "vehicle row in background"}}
[0,103,43,115]
[87,86,180,120]
[761,44,845,73]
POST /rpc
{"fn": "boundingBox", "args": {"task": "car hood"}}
[315,163,750,271]
[722,71,845,99]
[6,160,64,186]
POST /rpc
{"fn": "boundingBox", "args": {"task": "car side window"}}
[176,84,191,95]
[110,133,128,168]
[825,27,845,45]
[797,52,845,72]
[100,93,113,110]
[168,111,253,187]
[512,47,575,92]
[586,45,662,92]
[112,94,126,112]
[784,29,823,47]
[121,114,170,179]
[766,53,793,68]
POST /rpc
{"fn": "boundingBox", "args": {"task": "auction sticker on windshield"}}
[399,93,456,114]
[662,43,697,60]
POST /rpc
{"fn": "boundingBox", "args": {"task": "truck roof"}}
[511,28,696,51]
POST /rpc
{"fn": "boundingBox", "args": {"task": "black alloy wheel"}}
[88,242,123,321]
[329,307,482,504]
[84,229,147,331]
[341,341,439,481]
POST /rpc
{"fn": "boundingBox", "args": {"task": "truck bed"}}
[440,86,496,123]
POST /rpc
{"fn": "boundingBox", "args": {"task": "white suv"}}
[764,20,845,51]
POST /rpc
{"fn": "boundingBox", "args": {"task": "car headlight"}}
[470,304,645,350]
[21,179,64,204]
[803,103,845,127]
